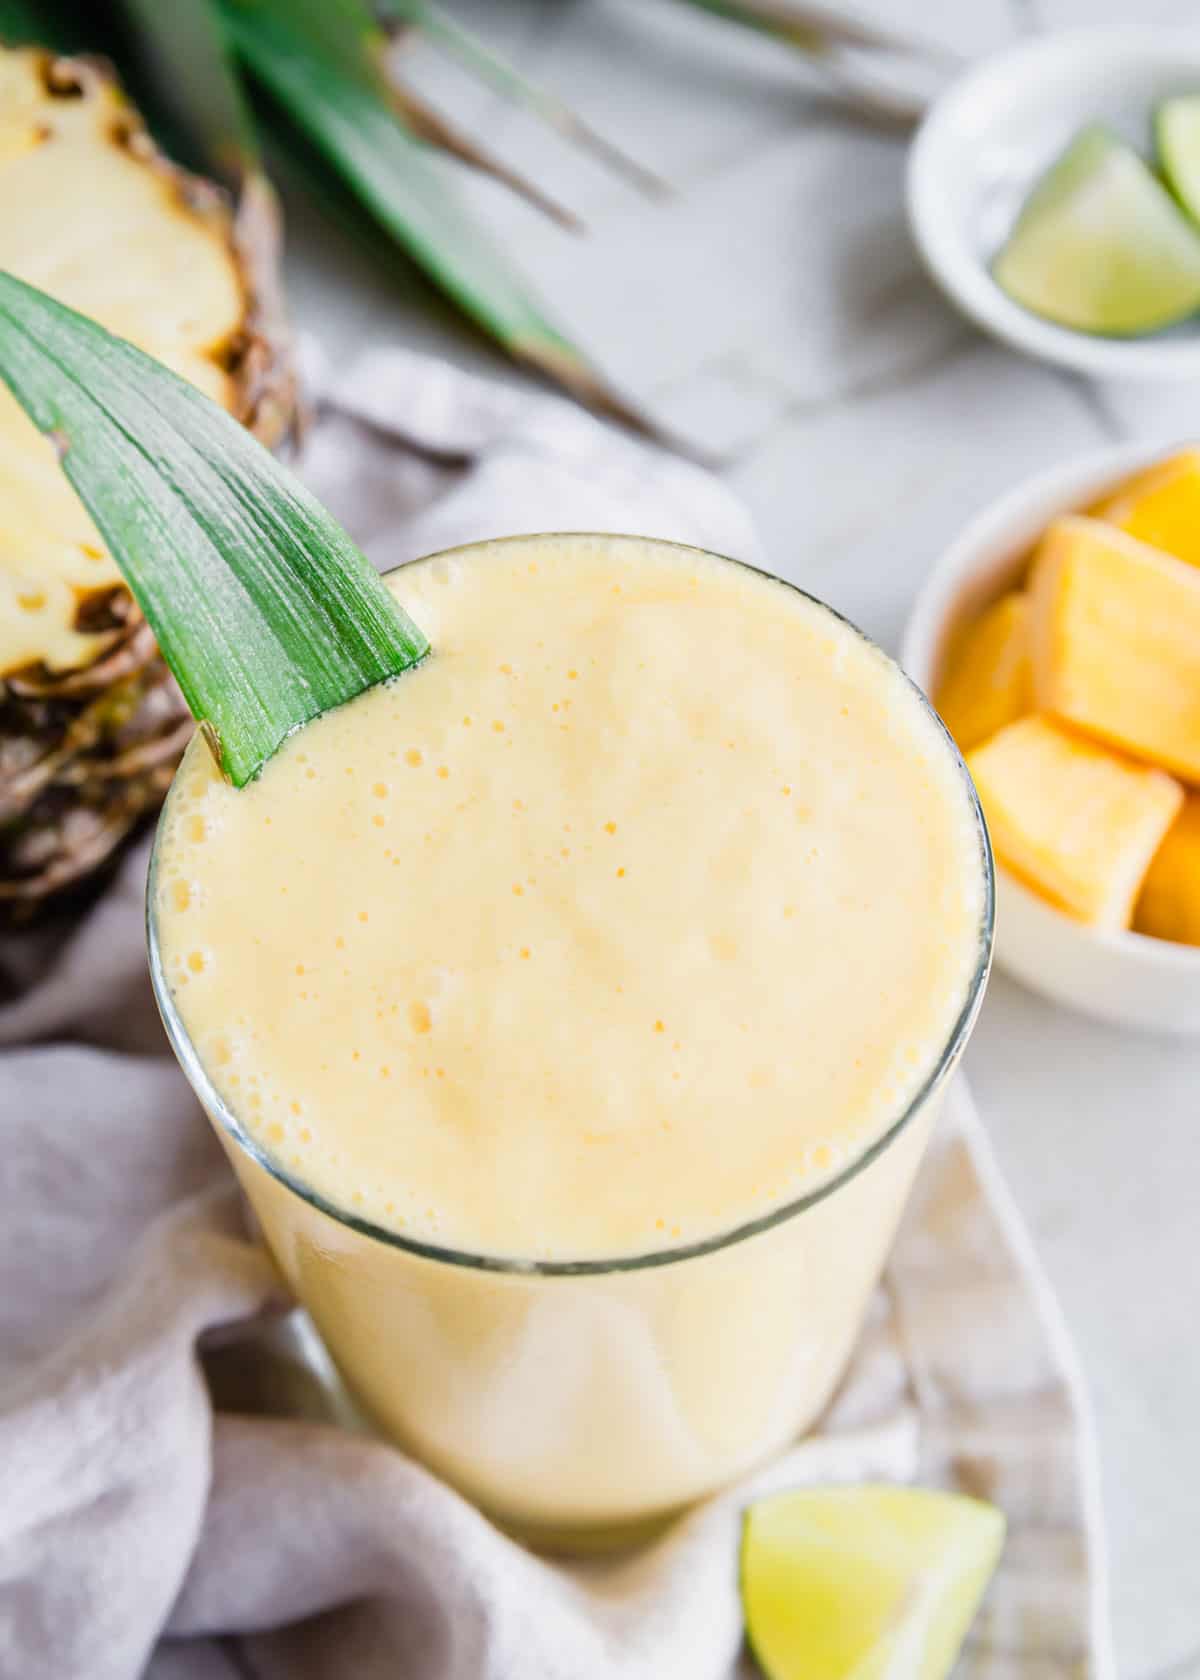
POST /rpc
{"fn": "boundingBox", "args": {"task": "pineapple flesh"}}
[967,716,1183,929]
[1030,515,1200,784]
[940,452,1200,946]
[1092,447,1200,569]
[1135,794,1200,946]
[935,591,1031,754]
[0,47,294,916]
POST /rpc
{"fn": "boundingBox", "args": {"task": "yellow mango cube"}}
[967,716,1183,927]
[1093,447,1200,568]
[935,593,1032,753]
[1135,794,1200,946]
[1030,515,1200,783]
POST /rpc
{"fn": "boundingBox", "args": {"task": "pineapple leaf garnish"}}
[0,270,429,787]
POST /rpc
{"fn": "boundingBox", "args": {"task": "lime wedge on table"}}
[1157,96,1200,226]
[740,1485,1005,1680]
[993,125,1200,335]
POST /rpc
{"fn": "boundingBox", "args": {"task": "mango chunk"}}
[935,593,1032,753]
[968,716,1183,927]
[1093,448,1200,568]
[1030,515,1200,783]
[1135,794,1200,945]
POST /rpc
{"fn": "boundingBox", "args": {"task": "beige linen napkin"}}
[0,347,1111,1680]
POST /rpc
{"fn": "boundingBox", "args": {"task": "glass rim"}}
[146,532,995,1279]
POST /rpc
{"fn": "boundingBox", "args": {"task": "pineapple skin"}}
[1135,795,1200,947]
[967,715,1183,929]
[1030,515,1200,785]
[0,47,297,919]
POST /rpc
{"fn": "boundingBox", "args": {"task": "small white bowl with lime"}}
[907,29,1200,380]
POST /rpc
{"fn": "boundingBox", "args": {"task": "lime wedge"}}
[740,1485,1005,1680]
[993,125,1200,335]
[1157,96,1200,226]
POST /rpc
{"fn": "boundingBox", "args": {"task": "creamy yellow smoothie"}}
[152,533,990,1540]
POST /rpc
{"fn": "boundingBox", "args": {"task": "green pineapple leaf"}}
[220,0,628,409]
[0,270,429,787]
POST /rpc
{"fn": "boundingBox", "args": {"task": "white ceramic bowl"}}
[902,441,1200,1036]
[907,29,1200,381]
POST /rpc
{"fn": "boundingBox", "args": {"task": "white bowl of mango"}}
[904,443,1200,1035]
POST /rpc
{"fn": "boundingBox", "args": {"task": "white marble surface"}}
[283,5,1200,1673]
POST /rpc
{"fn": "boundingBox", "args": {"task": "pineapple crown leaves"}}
[0,270,428,786]
[1,0,645,424]
[221,0,585,369]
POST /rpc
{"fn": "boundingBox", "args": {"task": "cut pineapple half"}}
[1135,794,1200,946]
[741,1484,1005,1680]
[1091,447,1200,569]
[1030,515,1200,784]
[967,716,1182,927]
[935,592,1031,754]
[0,47,250,680]
[0,46,295,916]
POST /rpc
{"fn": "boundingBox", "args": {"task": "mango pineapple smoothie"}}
[152,534,990,1540]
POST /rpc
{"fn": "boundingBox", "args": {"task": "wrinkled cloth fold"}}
[0,347,1111,1679]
